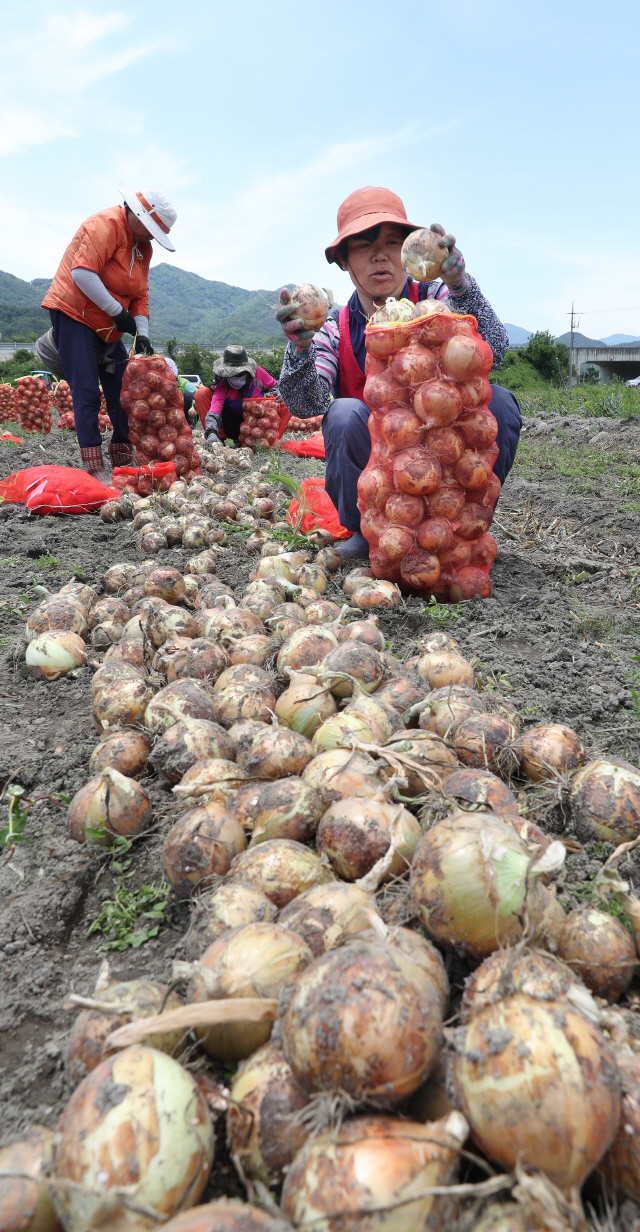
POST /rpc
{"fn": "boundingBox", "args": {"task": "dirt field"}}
[2,410,640,1222]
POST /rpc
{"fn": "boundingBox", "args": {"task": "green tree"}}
[165,336,178,359]
[254,346,285,380]
[177,343,219,387]
[582,364,600,385]
[522,331,567,385]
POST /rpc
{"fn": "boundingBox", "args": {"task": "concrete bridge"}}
[573,345,640,384]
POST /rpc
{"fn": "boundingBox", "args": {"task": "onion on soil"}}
[301,747,386,805]
[67,980,184,1084]
[236,724,313,779]
[186,922,312,1060]
[278,881,379,957]
[380,730,458,794]
[417,649,474,689]
[93,676,155,732]
[281,940,443,1104]
[25,597,89,643]
[410,812,566,959]
[569,756,640,843]
[91,660,146,697]
[173,758,249,804]
[310,709,377,754]
[159,1200,293,1232]
[317,796,422,881]
[317,642,384,697]
[159,637,229,684]
[226,634,279,667]
[51,1045,214,1232]
[149,717,234,783]
[440,767,520,815]
[229,839,334,909]
[275,671,337,738]
[419,683,484,737]
[281,1110,467,1232]
[277,626,338,674]
[450,712,518,773]
[451,991,621,1194]
[0,1125,59,1232]
[227,1043,311,1188]
[163,803,247,897]
[388,927,450,1014]
[144,679,218,734]
[143,566,185,603]
[68,767,152,844]
[89,730,151,777]
[190,882,277,951]
[25,631,87,680]
[373,671,429,718]
[249,777,323,845]
[342,566,373,597]
[146,605,196,647]
[558,904,636,1002]
[516,722,585,782]
[87,596,129,628]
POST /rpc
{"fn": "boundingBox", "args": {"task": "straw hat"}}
[118,183,177,251]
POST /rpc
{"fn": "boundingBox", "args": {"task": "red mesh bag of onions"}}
[119,356,202,482]
[359,299,498,601]
[239,396,283,450]
[16,376,53,435]
[287,477,350,539]
[0,383,19,422]
[111,460,177,496]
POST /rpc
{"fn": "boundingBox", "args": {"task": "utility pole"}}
[569,301,576,387]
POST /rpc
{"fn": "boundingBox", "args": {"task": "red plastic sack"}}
[359,304,499,600]
[112,460,176,496]
[287,477,350,539]
[0,466,119,514]
[280,433,326,460]
[1,432,23,444]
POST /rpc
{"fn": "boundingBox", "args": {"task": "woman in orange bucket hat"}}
[277,186,520,559]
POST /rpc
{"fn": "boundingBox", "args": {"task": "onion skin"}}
[558,905,636,1002]
[0,1125,60,1232]
[149,718,234,784]
[318,797,423,881]
[250,777,323,846]
[469,1204,555,1232]
[236,725,313,779]
[160,1199,293,1231]
[173,758,249,804]
[144,566,185,604]
[301,747,385,806]
[451,713,518,773]
[187,922,312,1060]
[281,941,443,1104]
[374,672,429,718]
[163,803,247,897]
[212,683,276,728]
[190,882,277,951]
[342,566,373,597]
[146,605,196,647]
[89,730,151,777]
[600,1049,640,1203]
[569,756,640,843]
[93,677,154,731]
[410,813,547,959]
[277,626,338,674]
[420,683,484,738]
[388,927,449,1013]
[282,1111,466,1232]
[451,992,621,1193]
[229,839,334,909]
[320,643,384,697]
[382,731,458,795]
[227,634,279,667]
[162,638,229,684]
[441,767,519,815]
[26,631,87,681]
[227,1043,310,1188]
[275,672,337,738]
[516,722,585,783]
[278,882,377,957]
[66,980,184,1084]
[68,768,151,843]
[25,596,89,642]
[145,679,218,734]
[460,947,585,1025]
[417,649,473,689]
[310,710,376,754]
[51,1045,214,1231]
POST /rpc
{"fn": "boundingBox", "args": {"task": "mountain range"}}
[0,266,287,346]
[2,266,640,351]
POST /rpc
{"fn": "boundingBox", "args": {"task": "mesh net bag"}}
[0,384,18,423]
[239,396,281,449]
[119,355,201,482]
[359,301,499,601]
[16,376,52,435]
[54,380,75,431]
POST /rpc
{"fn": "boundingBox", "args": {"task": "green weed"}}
[0,557,21,567]
[422,596,461,626]
[0,784,29,848]
[86,831,170,951]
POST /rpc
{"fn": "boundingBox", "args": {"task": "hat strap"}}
[136,192,170,235]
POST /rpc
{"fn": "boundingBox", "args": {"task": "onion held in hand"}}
[285,283,332,332]
[401,227,450,281]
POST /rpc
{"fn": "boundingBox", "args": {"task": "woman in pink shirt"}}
[195,345,277,441]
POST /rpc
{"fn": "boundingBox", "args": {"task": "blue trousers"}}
[49,309,130,450]
[322,384,522,533]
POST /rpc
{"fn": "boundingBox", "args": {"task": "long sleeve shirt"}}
[278,276,509,420]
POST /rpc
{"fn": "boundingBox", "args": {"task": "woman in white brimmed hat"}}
[42,185,177,482]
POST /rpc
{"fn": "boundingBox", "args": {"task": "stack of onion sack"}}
[239,398,280,450]
[54,380,75,430]
[288,415,323,434]
[359,299,498,601]
[0,383,18,422]
[98,390,112,433]
[120,355,202,481]
[16,375,53,434]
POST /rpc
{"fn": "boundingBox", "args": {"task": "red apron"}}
[338,281,420,400]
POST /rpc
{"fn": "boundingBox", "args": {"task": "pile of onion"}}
[16,374,52,434]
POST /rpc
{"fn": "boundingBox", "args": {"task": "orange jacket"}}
[42,205,152,340]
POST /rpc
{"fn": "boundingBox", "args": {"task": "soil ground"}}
[2,409,640,1225]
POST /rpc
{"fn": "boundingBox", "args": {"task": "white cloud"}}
[0,8,171,157]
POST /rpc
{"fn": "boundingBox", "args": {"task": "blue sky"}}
[0,0,637,340]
